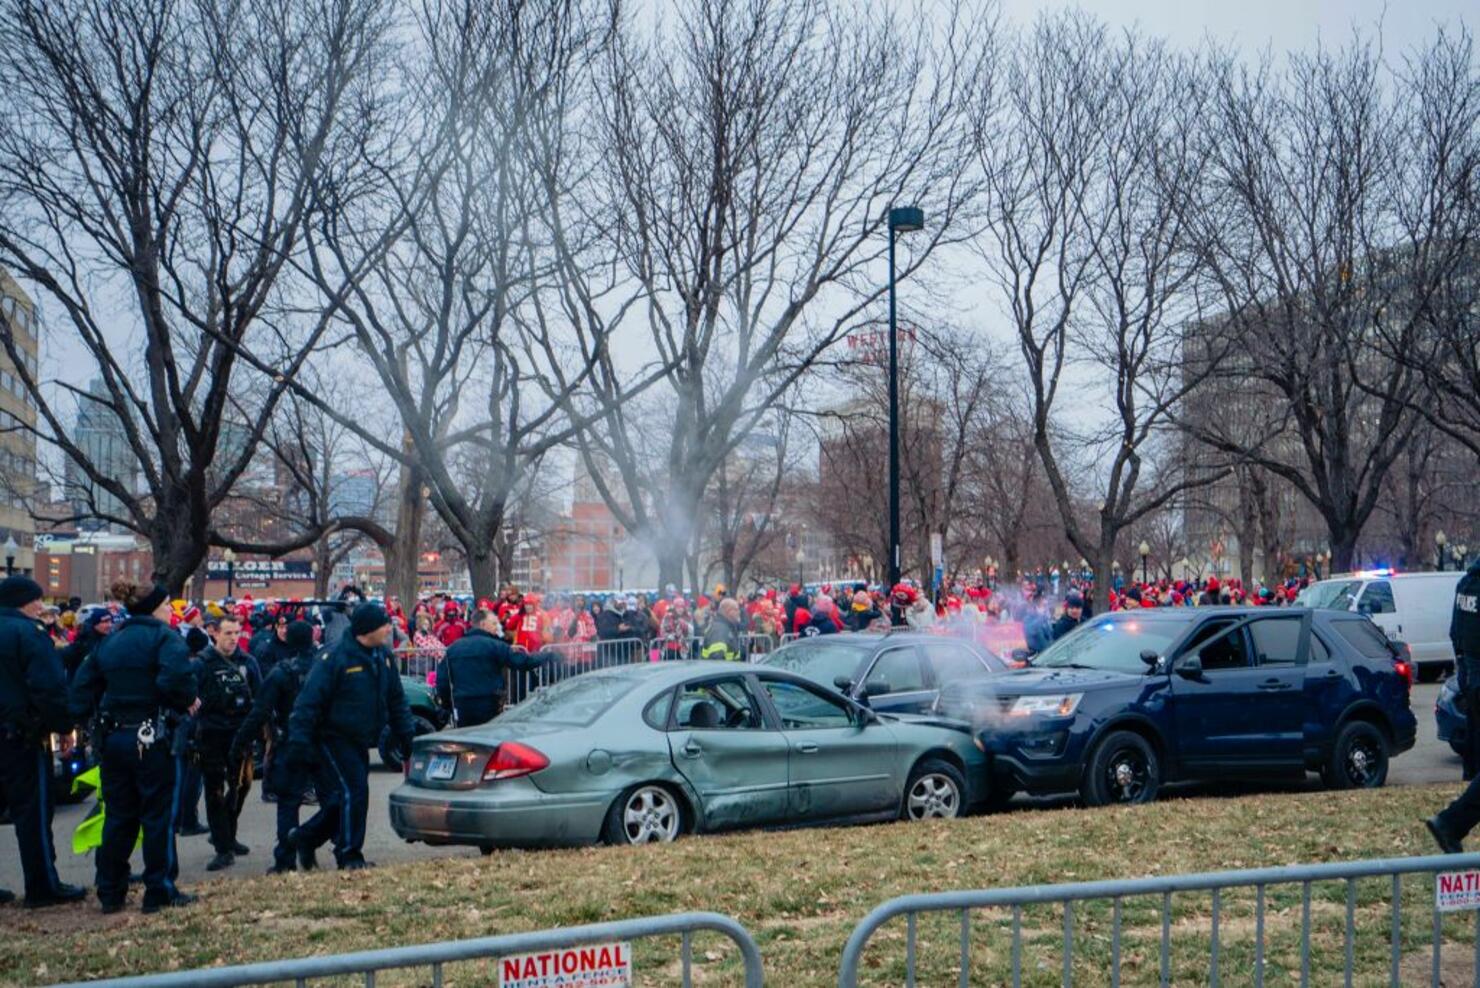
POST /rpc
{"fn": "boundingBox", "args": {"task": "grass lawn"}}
[2,783,1476,986]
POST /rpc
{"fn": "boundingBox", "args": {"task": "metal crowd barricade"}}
[836,852,1480,988]
[507,637,650,705]
[779,632,800,645]
[394,647,444,681]
[740,632,776,659]
[55,911,764,988]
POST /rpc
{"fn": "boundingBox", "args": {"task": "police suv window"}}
[1249,618,1305,666]
[1183,619,1250,672]
[1331,619,1393,660]
[1359,581,1396,615]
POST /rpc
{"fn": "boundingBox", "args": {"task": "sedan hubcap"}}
[907,775,960,820]
[1347,741,1378,784]
[623,788,679,844]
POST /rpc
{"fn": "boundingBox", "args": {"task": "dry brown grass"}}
[1,783,1472,985]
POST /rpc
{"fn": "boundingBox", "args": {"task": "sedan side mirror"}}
[1140,650,1161,671]
[834,676,856,694]
[1176,655,1204,680]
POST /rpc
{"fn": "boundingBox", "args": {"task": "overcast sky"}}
[1005,0,1475,54]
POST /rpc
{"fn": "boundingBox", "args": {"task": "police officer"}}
[195,615,256,872]
[70,580,198,913]
[0,575,86,908]
[1050,591,1087,642]
[231,620,318,873]
[284,603,413,870]
[1426,558,1480,853]
[435,607,551,727]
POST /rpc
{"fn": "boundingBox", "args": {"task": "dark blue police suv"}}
[937,607,1416,807]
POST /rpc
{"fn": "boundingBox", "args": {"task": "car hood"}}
[879,711,973,734]
[995,666,1144,693]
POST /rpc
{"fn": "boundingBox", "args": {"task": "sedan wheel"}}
[901,758,966,821]
[615,786,682,845]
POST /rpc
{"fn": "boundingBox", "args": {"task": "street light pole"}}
[2,534,17,577]
[222,547,237,599]
[886,205,923,590]
[1139,541,1150,585]
[1436,531,1448,572]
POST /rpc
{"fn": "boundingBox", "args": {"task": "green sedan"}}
[389,660,987,850]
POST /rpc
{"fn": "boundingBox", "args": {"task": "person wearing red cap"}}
[1198,578,1220,607]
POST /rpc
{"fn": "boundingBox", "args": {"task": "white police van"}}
[1297,570,1463,678]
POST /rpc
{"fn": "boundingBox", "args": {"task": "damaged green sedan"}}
[388,660,987,850]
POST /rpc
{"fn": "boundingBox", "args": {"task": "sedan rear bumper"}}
[389,779,612,849]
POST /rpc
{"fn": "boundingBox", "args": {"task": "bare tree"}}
[535,0,995,589]
[1183,32,1475,572]
[287,0,631,599]
[0,0,391,590]
[977,15,1228,610]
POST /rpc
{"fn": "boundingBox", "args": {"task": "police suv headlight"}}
[1008,694,1083,718]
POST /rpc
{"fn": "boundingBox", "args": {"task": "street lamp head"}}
[1138,541,1150,557]
[222,547,237,563]
[1436,530,1448,547]
[887,206,924,233]
[1,534,17,555]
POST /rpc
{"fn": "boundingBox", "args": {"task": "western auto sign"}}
[1436,870,1480,912]
[498,942,631,988]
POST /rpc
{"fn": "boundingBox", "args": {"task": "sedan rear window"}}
[499,673,641,727]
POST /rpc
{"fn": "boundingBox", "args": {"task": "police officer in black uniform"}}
[196,615,256,872]
[70,580,198,913]
[0,575,86,907]
[435,607,551,727]
[1426,558,1480,853]
[232,620,318,874]
[285,603,413,870]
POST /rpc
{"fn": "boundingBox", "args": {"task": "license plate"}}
[426,754,457,780]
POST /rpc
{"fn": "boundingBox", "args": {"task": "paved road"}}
[0,683,1462,893]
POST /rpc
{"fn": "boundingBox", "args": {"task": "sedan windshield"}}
[762,640,870,687]
[498,673,641,727]
[1032,620,1185,675]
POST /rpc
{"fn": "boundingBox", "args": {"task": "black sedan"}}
[759,632,1007,714]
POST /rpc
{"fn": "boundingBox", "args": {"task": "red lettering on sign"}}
[502,959,521,981]
[579,948,596,970]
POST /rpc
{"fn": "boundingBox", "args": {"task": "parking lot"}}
[0,682,1461,894]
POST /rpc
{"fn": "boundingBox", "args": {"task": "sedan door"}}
[665,676,792,831]
[754,674,899,821]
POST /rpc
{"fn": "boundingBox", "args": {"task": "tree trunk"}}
[149,494,208,595]
[384,458,424,605]
[467,550,499,604]
[1328,527,1359,576]
[1089,553,1114,615]
[314,539,332,598]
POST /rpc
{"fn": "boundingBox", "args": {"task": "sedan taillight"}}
[1394,660,1414,688]
[482,742,550,781]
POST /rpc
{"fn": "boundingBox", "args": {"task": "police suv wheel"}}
[1082,731,1160,807]
[1323,721,1388,790]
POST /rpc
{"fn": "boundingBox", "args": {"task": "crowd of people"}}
[0,565,1328,914]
